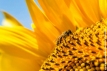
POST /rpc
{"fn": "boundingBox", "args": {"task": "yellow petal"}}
[0,54,2,71]
[38,0,76,32]
[0,53,42,71]
[64,0,101,27]
[99,0,107,19]
[71,0,100,23]
[26,0,61,53]
[0,26,47,58]
[38,0,103,29]
[31,24,54,54]
[54,0,85,29]
[31,23,36,30]
[2,11,23,27]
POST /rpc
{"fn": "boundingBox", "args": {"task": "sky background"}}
[0,0,40,29]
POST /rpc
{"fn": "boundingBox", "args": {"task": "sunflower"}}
[0,0,107,71]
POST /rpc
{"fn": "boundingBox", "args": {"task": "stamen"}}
[39,22,107,71]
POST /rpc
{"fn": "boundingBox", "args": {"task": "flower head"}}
[0,0,107,71]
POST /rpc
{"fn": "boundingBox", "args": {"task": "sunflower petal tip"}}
[31,23,36,29]
[1,11,23,27]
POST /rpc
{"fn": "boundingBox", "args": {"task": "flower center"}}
[39,21,107,71]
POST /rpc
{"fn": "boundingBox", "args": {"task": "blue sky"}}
[0,0,40,29]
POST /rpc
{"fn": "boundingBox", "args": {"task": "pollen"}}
[39,22,107,71]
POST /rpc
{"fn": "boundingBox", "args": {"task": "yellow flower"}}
[0,0,107,71]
